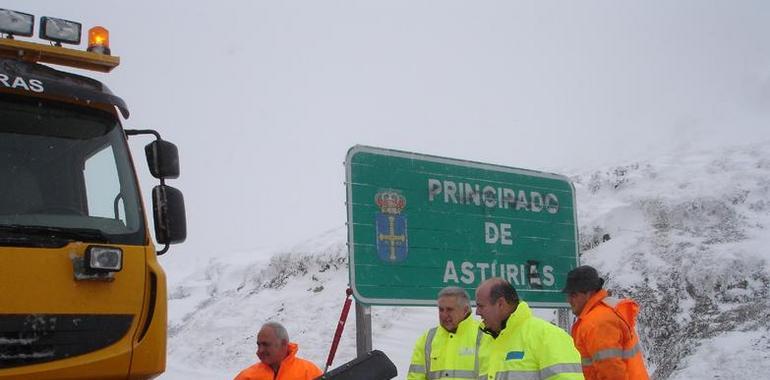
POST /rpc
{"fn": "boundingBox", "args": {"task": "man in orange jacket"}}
[563,266,650,380]
[234,322,322,380]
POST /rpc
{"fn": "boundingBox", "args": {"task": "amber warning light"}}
[87,26,110,55]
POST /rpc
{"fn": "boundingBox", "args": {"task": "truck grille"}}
[0,314,132,368]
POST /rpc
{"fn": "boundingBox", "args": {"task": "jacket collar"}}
[579,289,609,319]
[502,301,532,335]
[481,301,532,339]
[285,342,299,359]
[263,342,300,374]
[442,312,475,334]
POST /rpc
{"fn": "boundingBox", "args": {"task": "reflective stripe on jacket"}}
[484,302,584,380]
[408,314,492,380]
[571,289,650,380]
[233,342,322,380]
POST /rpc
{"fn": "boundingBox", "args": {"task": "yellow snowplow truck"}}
[0,9,186,379]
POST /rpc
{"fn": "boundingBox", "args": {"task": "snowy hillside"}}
[160,141,770,379]
[571,141,770,379]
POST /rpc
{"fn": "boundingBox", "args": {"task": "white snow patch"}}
[670,330,770,380]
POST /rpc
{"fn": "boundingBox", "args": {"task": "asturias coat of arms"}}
[374,190,408,263]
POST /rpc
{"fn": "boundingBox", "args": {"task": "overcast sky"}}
[7,1,770,267]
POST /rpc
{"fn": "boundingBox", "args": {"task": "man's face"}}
[475,284,504,333]
[566,291,591,316]
[256,326,288,368]
[438,295,468,332]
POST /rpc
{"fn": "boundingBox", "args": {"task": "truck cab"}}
[0,9,185,379]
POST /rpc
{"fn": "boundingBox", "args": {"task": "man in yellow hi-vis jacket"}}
[475,278,584,380]
[408,286,492,380]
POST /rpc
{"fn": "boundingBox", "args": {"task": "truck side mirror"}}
[145,140,180,179]
[152,184,186,245]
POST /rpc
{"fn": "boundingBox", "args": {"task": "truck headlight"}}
[0,9,34,37]
[85,246,123,272]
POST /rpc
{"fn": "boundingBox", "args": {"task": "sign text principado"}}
[345,145,579,307]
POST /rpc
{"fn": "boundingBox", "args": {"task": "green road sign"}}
[345,145,579,307]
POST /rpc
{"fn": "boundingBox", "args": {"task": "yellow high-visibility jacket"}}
[484,302,584,380]
[408,314,492,380]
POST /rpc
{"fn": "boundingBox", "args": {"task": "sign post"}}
[345,145,580,349]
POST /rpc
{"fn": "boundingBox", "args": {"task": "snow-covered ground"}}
[159,141,770,379]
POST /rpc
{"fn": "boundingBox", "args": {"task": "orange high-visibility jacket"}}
[571,289,650,380]
[234,343,322,380]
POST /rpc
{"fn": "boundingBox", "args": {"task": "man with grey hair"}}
[234,321,322,380]
[407,286,491,380]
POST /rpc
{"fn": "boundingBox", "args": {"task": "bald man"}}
[475,278,584,380]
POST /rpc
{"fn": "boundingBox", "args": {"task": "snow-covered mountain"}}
[571,141,770,379]
[160,141,770,379]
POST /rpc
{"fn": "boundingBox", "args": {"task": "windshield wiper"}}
[0,224,110,244]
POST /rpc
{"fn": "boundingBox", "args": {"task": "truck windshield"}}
[0,94,145,246]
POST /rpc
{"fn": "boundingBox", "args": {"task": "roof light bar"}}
[40,16,81,45]
[0,9,34,37]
